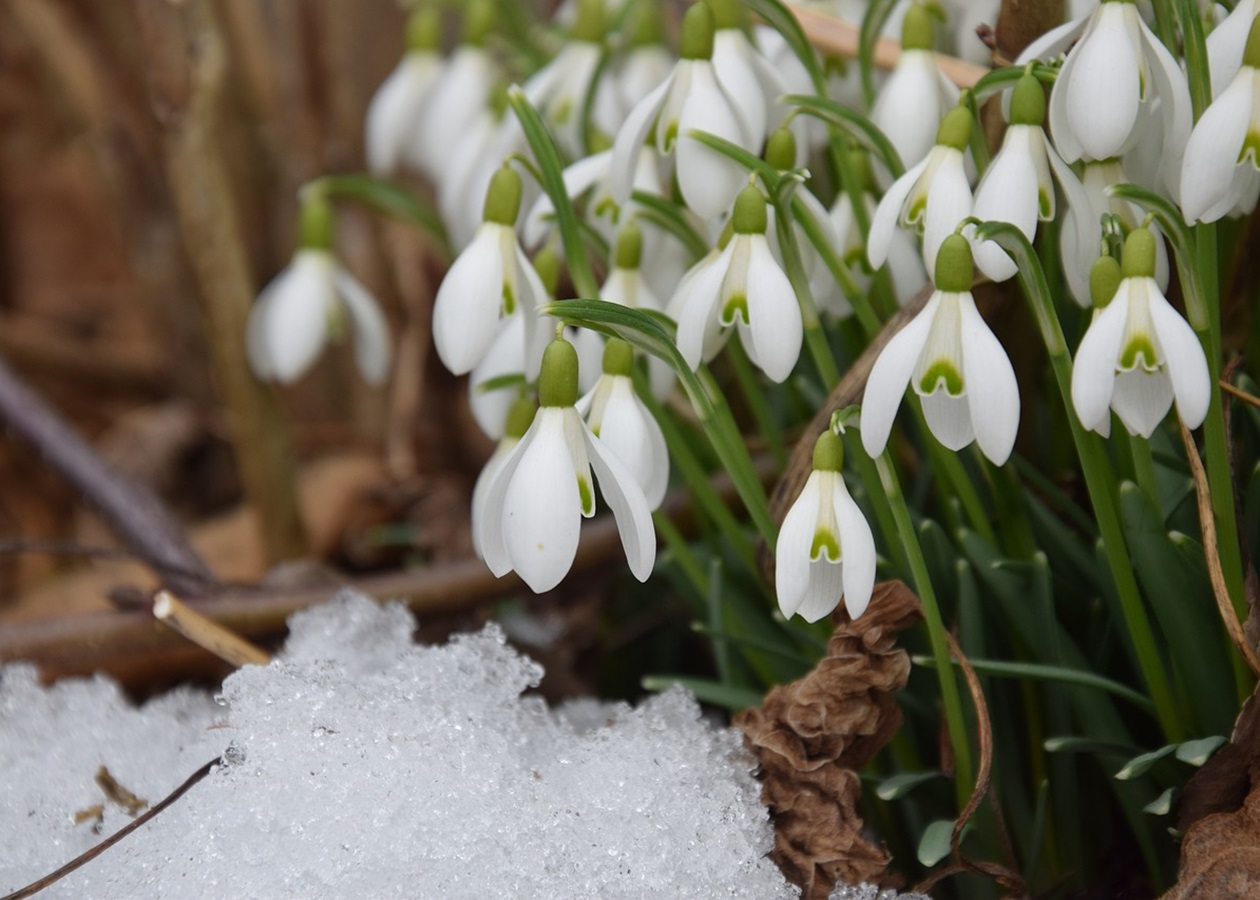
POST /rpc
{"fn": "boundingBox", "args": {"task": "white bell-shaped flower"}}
[871,4,961,181]
[576,339,669,509]
[1071,230,1210,437]
[1180,17,1260,224]
[523,0,619,157]
[616,7,675,113]
[433,165,547,376]
[364,9,443,176]
[477,338,657,593]
[247,200,390,386]
[471,395,536,561]
[669,185,804,382]
[608,3,753,221]
[972,74,1093,282]
[861,234,1020,465]
[868,105,976,276]
[1019,0,1192,178]
[708,0,787,150]
[775,430,877,622]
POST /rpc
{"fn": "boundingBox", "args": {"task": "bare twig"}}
[1220,379,1260,410]
[1179,419,1260,676]
[154,590,270,667]
[1,758,219,900]
[0,356,214,597]
[790,5,989,88]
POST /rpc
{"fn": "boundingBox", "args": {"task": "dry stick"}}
[0,759,219,900]
[789,5,988,88]
[1178,419,1260,676]
[0,356,215,598]
[1220,379,1260,410]
[133,0,308,564]
[153,590,270,667]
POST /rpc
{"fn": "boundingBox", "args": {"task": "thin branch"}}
[0,355,214,597]
[154,590,271,667]
[1,758,219,900]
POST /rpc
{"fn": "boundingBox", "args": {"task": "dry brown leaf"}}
[735,581,922,899]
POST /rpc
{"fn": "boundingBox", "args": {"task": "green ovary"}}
[918,359,965,396]
[811,528,841,562]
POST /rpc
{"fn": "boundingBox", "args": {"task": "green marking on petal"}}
[907,193,927,226]
[1038,187,1053,219]
[578,474,595,515]
[1119,335,1160,371]
[918,359,965,396]
[594,196,619,221]
[552,98,572,126]
[1240,129,1260,169]
[811,527,841,562]
[663,120,678,153]
[502,279,516,315]
[721,292,749,325]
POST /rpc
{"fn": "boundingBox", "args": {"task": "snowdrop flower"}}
[861,234,1020,465]
[972,73,1093,282]
[577,339,669,509]
[871,4,961,182]
[670,184,804,382]
[1019,0,1192,178]
[1207,0,1260,98]
[775,430,876,622]
[609,3,753,221]
[524,0,618,157]
[247,199,390,385]
[601,224,675,399]
[365,9,442,176]
[829,148,928,310]
[616,7,674,111]
[471,395,536,560]
[708,0,786,152]
[1180,17,1260,224]
[1071,228,1210,437]
[433,165,548,376]
[868,105,976,276]
[413,1,501,179]
[477,338,656,592]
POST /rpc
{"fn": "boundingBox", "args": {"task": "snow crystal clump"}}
[1,592,803,898]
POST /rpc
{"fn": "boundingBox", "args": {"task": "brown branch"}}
[1,758,218,900]
[0,355,214,597]
[154,590,270,667]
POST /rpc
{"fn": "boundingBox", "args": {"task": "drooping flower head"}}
[775,430,877,622]
[476,337,657,592]
[1071,228,1210,437]
[247,189,391,386]
[861,234,1020,465]
[365,7,443,176]
[670,183,804,382]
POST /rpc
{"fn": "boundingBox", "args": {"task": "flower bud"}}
[765,128,797,171]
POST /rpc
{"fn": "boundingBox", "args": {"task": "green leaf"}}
[630,190,709,261]
[475,372,528,394]
[783,94,905,179]
[876,771,940,801]
[1175,735,1226,766]
[917,819,957,867]
[910,655,1156,713]
[740,0,827,94]
[318,174,447,247]
[1043,736,1139,756]
[640,675,764,711]
[1115,744,1178,780]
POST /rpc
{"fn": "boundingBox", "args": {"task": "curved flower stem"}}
[975,220,1186,741]
[874,449,975,810]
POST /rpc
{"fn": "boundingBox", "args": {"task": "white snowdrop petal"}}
[1139,21,1195,199]
[712,30,767,148]
[503,409,584,592]
[477,424,534,577]
[332,268,392,385]
[262,252,336,384]
[921,152,974,275]
[469,317,527,440]
[1016,15,1090,66]
[1063,6,1142,161]
[960,295,1020,465]
[1044,139,1096,306]
[1147,291,1211,429]
[610,74,674,205]
[594,378,661,507]
[1207,0,1260,97]
[471,438,520,561]
[433,226,508,375]
[774,473,825,619]
[743,239,803,383]
[523,150,612,248]
[1070,288,1131,432]
[677,66,749,220]
[416,48,498,175]
[861,292,942,458]
[921,391,976,450]
[972,128,1041,281]
[366,54,440,175]
[835,486,876,620]
[672,248,732,370]
[583,419,657,582]
[794,560,846,623]
[873,50,950,175]
[1180,73,1254,223]
[1111,368,1174,438]
[868,155,931,269]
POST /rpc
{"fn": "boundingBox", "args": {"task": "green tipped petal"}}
[539,339,580,407]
